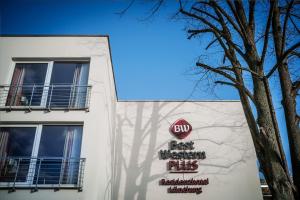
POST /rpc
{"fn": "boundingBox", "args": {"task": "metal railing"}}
[0,157,85,192]
[0,84,91,111]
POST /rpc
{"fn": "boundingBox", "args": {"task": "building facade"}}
[0,36,263,200]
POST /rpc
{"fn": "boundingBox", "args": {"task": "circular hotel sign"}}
[169,119,192,139]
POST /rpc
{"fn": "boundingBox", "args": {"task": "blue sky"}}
[0,0,292,170]
[0,0,239,100]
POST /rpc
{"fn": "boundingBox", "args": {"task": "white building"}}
[0,35,263,200]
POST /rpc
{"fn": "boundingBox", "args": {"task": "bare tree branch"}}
[187,29,212,39]
[180,2,246,59]
[184,1,248,61]
[248,0,256,31]
[206,38,218,49]
[206,3,248,60]
[292,80,300,96]
[289,51,300,58]
[233,0,248,30]
[140,0,164,21]
[289,15,300,34]
[290,13,300,19]
[215,80,255,103]
[235,66,262,78]
[180,8,234,60]
[226,0,247,36]
[116,0,135,16]
[209,1,245,38]
[216,66,234,71]
[192,6,219,21]
[281,0,295,53]
[266,41,300,78]
[180,8,222,33]
[261,1,275,65]
[196,62,238,83]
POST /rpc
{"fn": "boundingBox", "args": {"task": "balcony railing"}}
[0,84,91,111]
[0,157,86,192]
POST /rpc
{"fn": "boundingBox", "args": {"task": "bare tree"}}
[176,1,300,199]
[119,0,300,199]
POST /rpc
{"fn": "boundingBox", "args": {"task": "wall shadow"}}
[107,102,256,200]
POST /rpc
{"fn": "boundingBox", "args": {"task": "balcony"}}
[0,157,85,192]
[0,85,91,111]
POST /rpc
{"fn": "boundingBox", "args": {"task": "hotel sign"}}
[158,119,209,195]
[159,140,205,172]
[169,119,192,139]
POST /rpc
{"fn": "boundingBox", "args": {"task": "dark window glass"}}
[47,62,89,108]
[35,125,82,184]
[6,63,47,106]
[0,127,36,182]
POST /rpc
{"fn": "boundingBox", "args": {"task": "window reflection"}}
[0,125,83,185]
[6,63,47,106]
[35,125,83,184]
[47,62,89,108]
[0,127,36,182]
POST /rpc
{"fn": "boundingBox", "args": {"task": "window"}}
[0,127,36,182]
[0,125,84,189]
[36,125,83,185]
[6,63,48,106]
[2,61,90,110]
[48,62,89,108]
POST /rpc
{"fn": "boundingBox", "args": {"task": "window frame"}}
[7,61,52,108]
[0,124,84,188]
[4,60,90,110]
[0,124,40,186]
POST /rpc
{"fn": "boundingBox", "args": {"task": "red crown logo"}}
[169,119,192,139]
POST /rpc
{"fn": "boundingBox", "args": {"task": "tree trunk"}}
[240,22,295,198]
[236,71,295,200]
[272,2,300,196]
[277,62,300,195]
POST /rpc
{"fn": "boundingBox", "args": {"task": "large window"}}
[0,125,84,189]
[3,61,90,109]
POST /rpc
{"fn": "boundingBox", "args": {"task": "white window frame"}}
[40,61,53,107]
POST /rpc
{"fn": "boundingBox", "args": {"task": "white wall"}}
[113,101,263,200]
[0,36,117,200]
